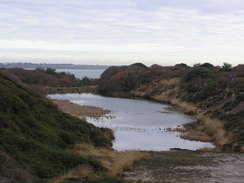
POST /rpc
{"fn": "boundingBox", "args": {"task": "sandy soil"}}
[52,99,114,119]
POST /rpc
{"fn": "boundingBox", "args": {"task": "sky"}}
[0,0,244,66]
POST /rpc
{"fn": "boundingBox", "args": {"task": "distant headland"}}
[0,62,110,70]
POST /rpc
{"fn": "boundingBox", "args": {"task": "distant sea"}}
[21,68,105,79]
[55,69,105,79]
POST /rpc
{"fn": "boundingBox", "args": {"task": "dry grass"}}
[171,98,198,114]
[180,130,213,142]
[131,78,179,99]
[197,147,214,152]
[49,165,94,183]
[151,91,198,114]
[152,91,171,103]
[197,116,232,147]
[241,145,244,153]
[132,79,197,116]
[133,78,233,150]
[49,144,149,183]
[49,99,148,182]
[164,126,213,143]
[71,143,149,176]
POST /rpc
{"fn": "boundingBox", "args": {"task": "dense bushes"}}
[4,68,98,88]
[37,67,76,80]
[181,67,229,101]
[98,63,244,152]
[99,64,185,96]
[180,66,244,151]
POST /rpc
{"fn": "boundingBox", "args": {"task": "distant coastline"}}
[0,62,110,70]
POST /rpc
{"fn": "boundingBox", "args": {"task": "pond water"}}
[48,93,214,151]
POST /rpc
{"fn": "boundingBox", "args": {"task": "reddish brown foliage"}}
[5,68,78,87]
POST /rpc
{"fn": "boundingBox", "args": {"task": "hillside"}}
[3,67,98,87]
[0,68,98,94]
[98,63,244,152]
[0,71,114,182]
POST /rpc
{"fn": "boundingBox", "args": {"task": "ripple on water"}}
[48,93,214,151]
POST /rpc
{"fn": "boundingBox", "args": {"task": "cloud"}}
[0,0,244,65]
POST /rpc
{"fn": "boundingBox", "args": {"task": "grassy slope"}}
[180,67,244,152]
[0,72,113,182]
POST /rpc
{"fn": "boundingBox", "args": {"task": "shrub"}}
[200,62,214,68]
[175,63,188,68]
[221,62,232,71]
[130,62,148,69]
[182,67,210,82]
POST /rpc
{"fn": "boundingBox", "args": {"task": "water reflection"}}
[48,93,214,151]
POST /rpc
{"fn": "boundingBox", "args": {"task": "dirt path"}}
[124,151,244,183]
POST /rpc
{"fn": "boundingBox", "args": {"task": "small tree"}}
[222,62,232,71]
[46,67,56,75]
[193,63,201,67]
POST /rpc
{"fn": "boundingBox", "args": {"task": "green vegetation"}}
[0,72,113,182]
[37,67,76,80]
[221,62,232,71]
[181,67,228,101]
[175,63,188,68]
[199,62,214,68]
[36,68,98,87]
[180,65,244,151]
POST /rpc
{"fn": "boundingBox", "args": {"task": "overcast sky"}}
[0,0,244,66]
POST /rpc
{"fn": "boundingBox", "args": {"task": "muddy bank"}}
[52,99,114,119]
[124,151,244,183]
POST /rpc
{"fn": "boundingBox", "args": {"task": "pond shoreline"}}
[49,89,220,151]
[49,94,244,183]
[49,94,214,151]
[51,99,114,119]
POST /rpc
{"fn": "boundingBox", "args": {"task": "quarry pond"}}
[48,93,214,151]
